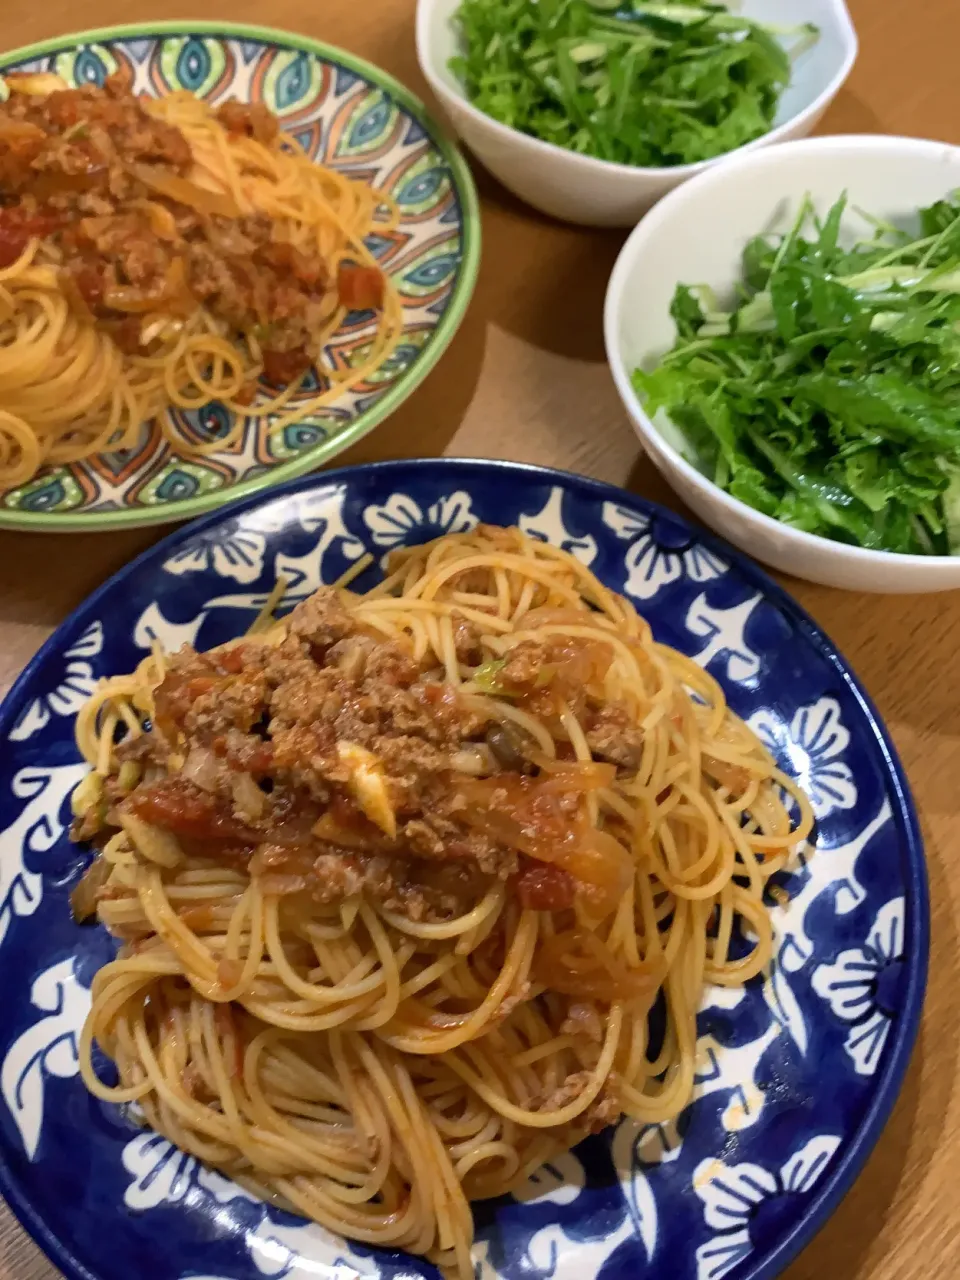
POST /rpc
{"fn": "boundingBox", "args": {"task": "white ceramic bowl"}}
[605,133,960,593]
[416,0,858,227]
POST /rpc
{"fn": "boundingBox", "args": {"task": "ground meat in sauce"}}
[215,101,279,144]
[498,641,549,689]
[76,588,648,923]
[536,1070,593,1112]
[559,1000,604,1043]
[301,852,367,904]
[451,616,483,664]
[0,75,382,375]
[100,590,523,919]
[584,703,645,770]
[531,1068,621,1132]
[584,1082,622,1133]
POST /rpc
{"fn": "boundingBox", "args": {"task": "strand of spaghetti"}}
[383,912,538,1055]
[377,885,505,941]
[445,1005,622,1128]
[351,903,411,1032]
[353,595,517,634]
[262,896,394,1007]
[408,553,587,606]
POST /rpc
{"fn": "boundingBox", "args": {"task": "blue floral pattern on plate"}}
[0,461,927,1280]
[0,25,479,528]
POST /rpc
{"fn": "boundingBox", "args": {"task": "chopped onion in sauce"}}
[535,928,664,1004]
[118,812,184,868]
[450,745,497,776]
[126,162,243,219]
[232,772,265,822]
[455,768,629,917]
[180,746,220,792]
[336,742,396,839]
[133,199,180,241]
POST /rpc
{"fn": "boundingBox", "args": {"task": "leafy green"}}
[449,0,817,168]
[633,192,960,554]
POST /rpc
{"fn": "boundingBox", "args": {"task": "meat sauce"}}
[0,74,384,377]
[76,590,639,924]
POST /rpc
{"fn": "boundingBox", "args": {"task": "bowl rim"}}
[0,19,482,533]
[416,0,858,183]
[605,131,960,570]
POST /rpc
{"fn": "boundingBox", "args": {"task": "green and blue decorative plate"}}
[0,22,481,531]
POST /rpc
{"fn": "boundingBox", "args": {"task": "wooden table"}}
[1,0,958,1276]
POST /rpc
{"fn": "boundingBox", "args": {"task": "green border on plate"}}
[0,20,482,534]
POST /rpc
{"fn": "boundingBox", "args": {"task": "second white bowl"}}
[416,0,858,227]
[604,133,960,593]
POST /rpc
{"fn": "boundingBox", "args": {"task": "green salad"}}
[634,194,960,555]
[449,0,817,168]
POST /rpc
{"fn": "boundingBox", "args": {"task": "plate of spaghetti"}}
[0,24,479,530]
[0,460,927,1280]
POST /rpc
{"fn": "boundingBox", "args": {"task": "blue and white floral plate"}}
[0,460,927,1280]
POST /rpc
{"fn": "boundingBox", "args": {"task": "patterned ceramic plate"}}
[0,460,927,1280]
[0,25,480,531]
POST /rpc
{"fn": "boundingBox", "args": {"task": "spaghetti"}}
[70,526,813,1277]
[0,72,402,488]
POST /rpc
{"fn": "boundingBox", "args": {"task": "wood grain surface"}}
[1,0,958,1276]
